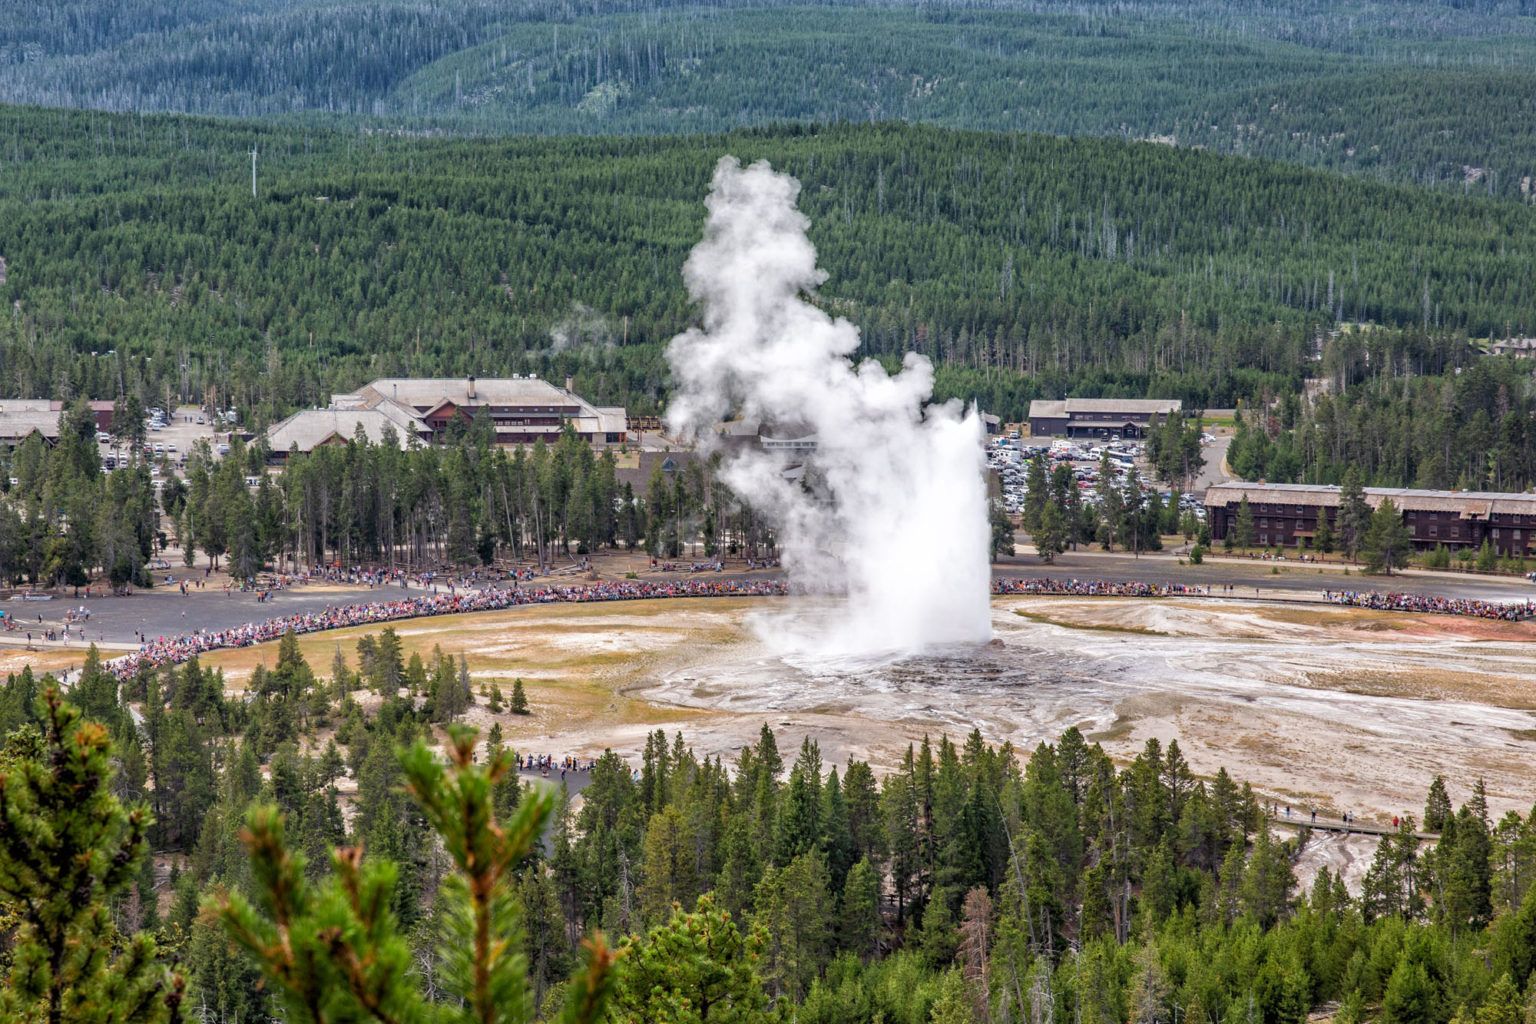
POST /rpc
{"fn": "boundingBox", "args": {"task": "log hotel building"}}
[264,376,627,462]
[1204,482,1536,557]
[1027,398,1181,439]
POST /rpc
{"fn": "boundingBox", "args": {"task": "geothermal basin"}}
[637,596,1536,823]
[172,591,1536,829]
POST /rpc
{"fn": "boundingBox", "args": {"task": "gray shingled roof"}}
[1203,482,1536,516]
[357,377,576,410]
[1028,398,1180,418]
[266,409,425,453]
[0,410,62,442]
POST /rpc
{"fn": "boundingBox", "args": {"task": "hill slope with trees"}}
[6,1,1536,195]
[4,104,1536,433]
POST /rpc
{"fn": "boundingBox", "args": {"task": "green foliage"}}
[988,501,1016,562]
[0,689,182,1023]
[214,724,617,1024]
[1364,497,1414,575]
[1224,357,1536,492]
[1033,498,1069,564]
[612,894,771,1023]
[13,1,1536,200]
[1234,496,1256,549]
[6,106,1536,437]
[7,656,1536,1024]
[510,678,530,716]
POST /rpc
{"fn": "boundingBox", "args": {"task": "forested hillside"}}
[7,1,1536,195]
[5,662,1536,1024]
[4,104,1536,430]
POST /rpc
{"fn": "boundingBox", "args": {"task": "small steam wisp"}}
[665,157,992,658]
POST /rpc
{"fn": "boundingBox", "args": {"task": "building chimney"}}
[564,375,574,393]
[467,375,476,400]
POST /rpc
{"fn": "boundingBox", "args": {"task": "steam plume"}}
[666,157,992,656]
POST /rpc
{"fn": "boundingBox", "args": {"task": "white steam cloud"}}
[665,157,992,657]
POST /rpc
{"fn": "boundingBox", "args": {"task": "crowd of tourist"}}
[518,754,595,775]
[82,567,1536,680]
[108,577,790,680]
[1324,590,1536,621]
[993,578,1212,598]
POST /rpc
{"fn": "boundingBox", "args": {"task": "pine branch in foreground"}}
[213,724,616,1024]
[0,688,183,1024]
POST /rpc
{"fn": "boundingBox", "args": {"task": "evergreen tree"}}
[1364,497,1413,574]
[752,852,832,1003]
[989,501,1016,561]
[1338,467,1372,559]
[510,678,530,716]
[1424,776,1453,833]
[1234,496,1256,549]
[213,725,616,1024]
[611,894,770,1024]
[1314,506,1335,555]
[0,690,183,1024]
[1022,455,1049,535]
[838,858,882,960]
[1034,498,1068,564]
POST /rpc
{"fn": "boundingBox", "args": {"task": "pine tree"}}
[1474,974,1521,1024]
[1022,454,1049,534]
[1364,497,1413,574]
[1339,467,1372,559]
[752,852,831,1003]
[0,690,183,1024]
[1477,538,1498,572]
[1424,776,1453,833]
[1314,506,1335,555]
[213,725,616,1024]
[1234,496,1256,549]
[610,894,770,1024]
[989,500,1016,561]
[459,654,475,708]
[510,678,530,716]
[838,858,881,960]
[1034,498,1068,563]
[489,682,506,714]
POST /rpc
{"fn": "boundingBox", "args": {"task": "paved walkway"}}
[4,551,1531,662]
[518,766,594,800]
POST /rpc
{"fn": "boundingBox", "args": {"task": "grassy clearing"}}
[0,648,86,676]
[195,598,754,740]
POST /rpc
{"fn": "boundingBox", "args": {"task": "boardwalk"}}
[1268,810,1436,842]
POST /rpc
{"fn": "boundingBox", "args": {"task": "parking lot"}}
[98,404,236,477]
[989,431,1211,523]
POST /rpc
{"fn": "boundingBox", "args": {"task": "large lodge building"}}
[1205,482,1536,557]
[1027,398,1181,439]
[265,376,628,461]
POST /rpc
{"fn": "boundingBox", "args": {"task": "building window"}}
[1428,525,1437,537]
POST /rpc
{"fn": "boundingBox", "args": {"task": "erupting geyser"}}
[665,156,992,656]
